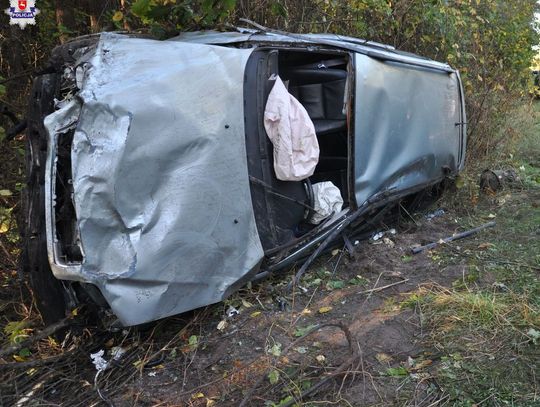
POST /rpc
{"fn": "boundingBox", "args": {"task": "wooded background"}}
[1,0,538,154]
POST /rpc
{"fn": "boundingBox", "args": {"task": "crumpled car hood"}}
[44,33,263,326]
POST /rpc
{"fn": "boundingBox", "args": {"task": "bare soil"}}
[1,144,537,406]
[106,214,493,407]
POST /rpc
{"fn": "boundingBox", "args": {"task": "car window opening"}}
[245,49,352,253]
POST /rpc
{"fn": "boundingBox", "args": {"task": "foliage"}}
[4,320,31,344]
[410,127,540,406]
[123,0,237,37]
[230,0,540,159]
[1,0,538,159]
[533,52,540,70]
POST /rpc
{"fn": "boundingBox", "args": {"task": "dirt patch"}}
[1,190,535,406]
[109,215,484,406]
[0,211,470,406]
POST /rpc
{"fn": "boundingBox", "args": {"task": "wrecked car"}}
[23,27,466,326]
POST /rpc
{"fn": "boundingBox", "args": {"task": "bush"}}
[229,0,540,160]
[1,0,538,160]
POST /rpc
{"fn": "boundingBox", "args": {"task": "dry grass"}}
[401,115,540,406]
[1,101,539,406]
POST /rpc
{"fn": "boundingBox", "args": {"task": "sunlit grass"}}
[402,101,540,406]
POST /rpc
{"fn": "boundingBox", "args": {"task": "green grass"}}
[405,101,540,406]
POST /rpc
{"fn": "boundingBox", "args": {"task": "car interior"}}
[244,48,352,252]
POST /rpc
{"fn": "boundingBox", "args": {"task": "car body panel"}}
[353,53,465,206]
[171,29,454,73]
[44,33,263,326]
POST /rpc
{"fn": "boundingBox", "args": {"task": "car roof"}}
[170,28,454,74]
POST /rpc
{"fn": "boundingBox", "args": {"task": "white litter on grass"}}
[90,347,127,405]
[227,306,240,317]
[90,350,109,404]
[110,346,127,361]
[426,209,445,220]
[90,350,108,372]
[90,347,127,372]
[372,229,397,241]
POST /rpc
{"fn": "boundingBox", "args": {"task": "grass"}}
[1,100,539,406]
[402,101,540,406]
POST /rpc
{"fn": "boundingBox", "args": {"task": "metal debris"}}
[426,209,445,220]
[411,221,496,254]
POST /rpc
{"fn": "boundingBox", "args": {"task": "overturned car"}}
[23,28,466,326]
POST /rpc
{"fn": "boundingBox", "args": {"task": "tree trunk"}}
[119,0,131,30]
[5,26,28,110]
[55,0,77,43]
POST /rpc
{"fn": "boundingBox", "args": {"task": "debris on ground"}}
[371,228,397,241]
[1,180,538,406]
[425,208,445,220]
[410,221,496,254]
[480,168,521,193]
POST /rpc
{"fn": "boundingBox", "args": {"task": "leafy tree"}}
[0,0,538,158]
[118,0,237,37]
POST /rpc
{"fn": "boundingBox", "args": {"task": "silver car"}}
[23,28,466,326]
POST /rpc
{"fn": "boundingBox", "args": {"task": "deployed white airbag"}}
[310,181,344,224]
[264,76,319,181]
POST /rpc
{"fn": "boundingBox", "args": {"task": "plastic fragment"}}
[426,209,445,220]
[90,350,108,372]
